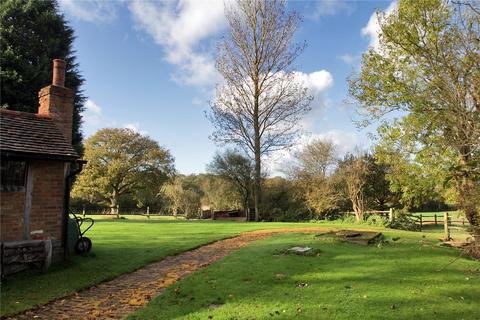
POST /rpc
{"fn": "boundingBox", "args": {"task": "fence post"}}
[389,208,394,222]
[82,205,86,218]
[116,205,120,219]
[444,212,450,241]
[434,214,437,225]
[419,214,423,230]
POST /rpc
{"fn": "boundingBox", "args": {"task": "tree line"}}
[71,129,455,222]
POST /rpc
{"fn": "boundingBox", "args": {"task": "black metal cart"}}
[69,212,94,254]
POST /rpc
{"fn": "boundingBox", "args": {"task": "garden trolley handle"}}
[70,211,94,254]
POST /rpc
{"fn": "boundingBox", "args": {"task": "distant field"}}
[411,211,464,218]
[84,214,187,221]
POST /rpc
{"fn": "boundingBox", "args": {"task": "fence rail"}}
[342,210,468,241]
[416,213,467,227]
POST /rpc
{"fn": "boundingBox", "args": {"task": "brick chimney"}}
[38,59,75,144]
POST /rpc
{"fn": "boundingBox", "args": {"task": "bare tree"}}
[209,0,312,220]
[340,152,370,222]
[286,138,341,217]
[289,138,338,179]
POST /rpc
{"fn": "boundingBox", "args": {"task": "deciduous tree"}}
[209,0,312,221]
[349,0,480,242]
[287,138,342,217]
[72,128,175,214]
[207,150,253,211]
[339,152,370,222]
[160,176,202,217]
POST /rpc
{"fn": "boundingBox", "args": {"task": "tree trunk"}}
[110,190,117,216]
[254,142,261,222]
[352,199,363,222]
[253,79,261,222]
[458,175,480,245]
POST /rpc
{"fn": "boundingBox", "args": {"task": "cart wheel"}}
[75,237,92,254]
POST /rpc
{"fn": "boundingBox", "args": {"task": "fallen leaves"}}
[295,282,308,288]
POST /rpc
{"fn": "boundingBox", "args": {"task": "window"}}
[1,160,27,192]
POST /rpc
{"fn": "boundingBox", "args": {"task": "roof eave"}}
[0,150,80,162]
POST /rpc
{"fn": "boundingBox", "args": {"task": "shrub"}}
[385,214,421,231]
[365,215,388,227]
[341,215,357,224]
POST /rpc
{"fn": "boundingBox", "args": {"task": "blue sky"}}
[58,0,396,174]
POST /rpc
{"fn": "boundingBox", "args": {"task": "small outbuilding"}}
[1,60,83,274]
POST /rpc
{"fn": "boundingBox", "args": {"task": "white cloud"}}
[85,99,101,115]
[267,130,361,175]
[293,70,334,129]
[83,99,118,136]
[310,0,355,20]
[338,54,358,65]
[295,70,334,96]
[82,99,103,134]
[83,100,150,136]
[129,0,226,87]
[124,122,147,135]
[83,99,141,137]
[307,130,360,155]
[58,0,120,23]
[361,1,397,51]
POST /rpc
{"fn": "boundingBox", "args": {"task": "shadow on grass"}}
[129,233,480,320]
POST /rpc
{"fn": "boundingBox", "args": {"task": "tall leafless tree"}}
[209,0,312,220]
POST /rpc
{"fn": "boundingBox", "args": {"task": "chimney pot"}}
[52,59,66,87]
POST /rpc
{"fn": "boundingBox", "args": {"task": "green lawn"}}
[130,231,480,320]
[0,217,321,316]
[1,216,477,318]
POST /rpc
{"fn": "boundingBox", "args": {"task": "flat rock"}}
[288,246,312,253]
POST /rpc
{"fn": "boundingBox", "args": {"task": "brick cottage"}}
[0,59,83,274]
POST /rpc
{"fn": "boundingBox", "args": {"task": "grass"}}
[1,216,476,318]
[129,231,480,320]
[411,211,463,218]
[0,217,325,316]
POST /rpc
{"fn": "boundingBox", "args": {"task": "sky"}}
[58,0,396,175]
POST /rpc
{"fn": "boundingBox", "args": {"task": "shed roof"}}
[0,109,79,161]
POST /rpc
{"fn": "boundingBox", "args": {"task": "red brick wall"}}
[1,160,66,242]
[29,160,66,240]
[0,191,25,241]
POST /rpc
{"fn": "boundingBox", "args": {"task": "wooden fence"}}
[416,213,467,227]
[344,210,467,241]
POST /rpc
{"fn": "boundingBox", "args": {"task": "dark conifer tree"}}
[1,0,85,153]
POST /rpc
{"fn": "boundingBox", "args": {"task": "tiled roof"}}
[0,109,79,160]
